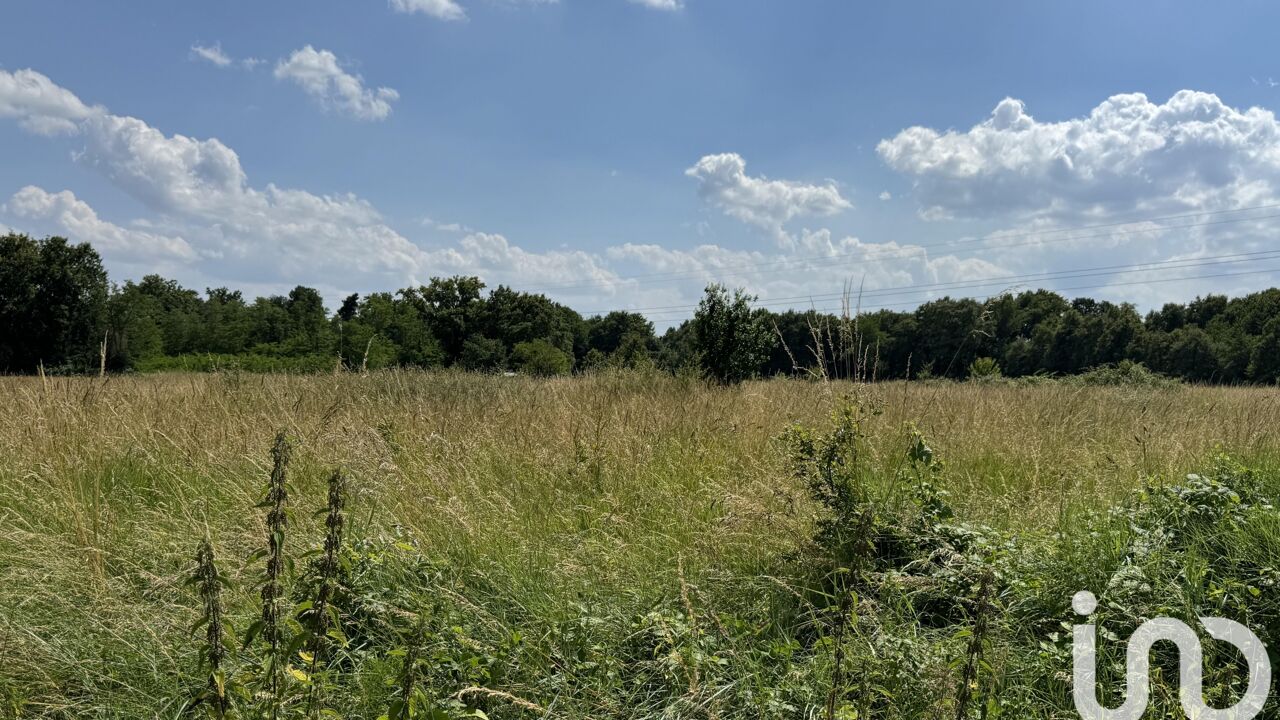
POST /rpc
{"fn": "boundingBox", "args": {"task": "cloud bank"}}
[878,91,1280,222]
[5,69,1276,323]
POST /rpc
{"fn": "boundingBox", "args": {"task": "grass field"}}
[3,371,1280,718]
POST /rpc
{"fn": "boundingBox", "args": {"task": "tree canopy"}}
[5,230,1280,384]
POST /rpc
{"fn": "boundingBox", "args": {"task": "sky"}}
[3,1,1280,327]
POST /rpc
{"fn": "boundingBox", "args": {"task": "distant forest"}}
[4,231,1280,384]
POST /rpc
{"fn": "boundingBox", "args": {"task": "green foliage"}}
[1247,315,1280,384]
[17,224,1280,389]
[483,285,580,359]
[585,311,649,351]
[0,232,108,372]
[781,404,1011,718]
[338,292,444,369]
[12,226,1280,385]
[1070,360,1179,388]
[301,471,349,716]
[402,277,487,364]
[774,402,1280,718]
[189,539,232,717]
[692,283,771,384]
[459,335,508,372]
[10,374,1280,718]
[782,398,881,570]
[967,356,1002,380]
[134,352,338,373]
[511,339,572,376]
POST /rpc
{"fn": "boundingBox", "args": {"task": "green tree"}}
[912,297,986,378]
[339,292,443,368]
[692,284,770,384]
[482,285,582,358]
[337,293,360,322]
[1169,327,1219,382]
[585,311,654,355]
[460,335,507,372]
[247,296,292,348]
[511,339,572,377]
[968,356,1002,379]
[1248,316,1280,384]
[104,289,163,369]
[760,310,824,376]
[285,286,332,354]
[406,276,486,364]
[656,321,698,374]
[865,309,920,379]
[132,275,203,355]
[609,332,655,369]
[203,287,252,354]
[0,233,108,372]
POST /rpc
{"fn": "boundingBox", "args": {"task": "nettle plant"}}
[183,435,491,720]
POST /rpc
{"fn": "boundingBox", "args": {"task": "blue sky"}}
[3,0,1280,326]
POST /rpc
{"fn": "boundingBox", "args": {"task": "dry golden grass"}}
[1,370,1278,715]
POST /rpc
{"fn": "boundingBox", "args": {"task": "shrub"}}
[967,356,1002,379]
[1072,360,1179,388]
[511,339,572,377]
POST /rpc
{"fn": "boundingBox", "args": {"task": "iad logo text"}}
[1072,591,1271,719]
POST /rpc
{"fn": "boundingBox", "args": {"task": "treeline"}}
[4,231,1280,384]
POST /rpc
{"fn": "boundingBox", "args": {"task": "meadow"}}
[2,370,1280,718]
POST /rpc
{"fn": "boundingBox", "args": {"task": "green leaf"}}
[242,619,265,647]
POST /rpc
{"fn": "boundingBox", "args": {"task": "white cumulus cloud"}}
[9,68,1272,321]
[0,67,425,288]
[0,68,633,302]
[274,46,399,121]
[875,90,1280,307]
[5,186,197,263]
[686,153,851,245]
[599,228,1008,323]
[0,68,98,135]
[878,90,1280,222]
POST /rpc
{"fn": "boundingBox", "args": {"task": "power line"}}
[617,211,1280,295]
[585,248,1280,316]
[643,265,1280,323]
[526,203,1280,295]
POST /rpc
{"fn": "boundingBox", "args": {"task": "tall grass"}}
[0,370,1278,716]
